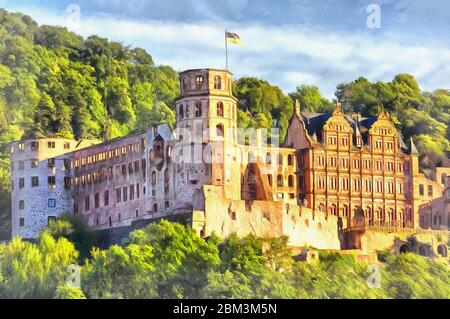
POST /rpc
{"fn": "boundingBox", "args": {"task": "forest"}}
[0,8,449,240]
[0,217,449,299]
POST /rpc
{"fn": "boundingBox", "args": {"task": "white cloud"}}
[4,4,450,98]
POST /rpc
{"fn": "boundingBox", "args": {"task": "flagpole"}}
[225,29,228,70]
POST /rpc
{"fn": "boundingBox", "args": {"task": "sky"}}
[1,0,449,98]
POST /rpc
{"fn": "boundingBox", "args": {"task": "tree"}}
[289,85,333,113]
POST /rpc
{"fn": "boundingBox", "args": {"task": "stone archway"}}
[437,245,448,257]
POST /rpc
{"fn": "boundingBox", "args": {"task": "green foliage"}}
[233,77,293,141]
[54,284,86,299]
[0,9,180,238]
[46,213,98,261]
[0,234,78,298]
[289,85,334,113]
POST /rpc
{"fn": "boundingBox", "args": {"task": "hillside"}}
[0,8,449,239]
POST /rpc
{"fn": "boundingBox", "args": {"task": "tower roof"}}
[410,137,420,155]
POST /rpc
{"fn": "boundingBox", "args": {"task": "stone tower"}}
[173,69,241,203]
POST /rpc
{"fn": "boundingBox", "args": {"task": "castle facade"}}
[8,68,450,255]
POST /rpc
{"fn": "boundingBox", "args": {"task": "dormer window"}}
[214,75,222,89]
[195,75,204,89]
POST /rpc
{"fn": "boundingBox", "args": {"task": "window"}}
[317,176,326,189]
[31,176,39,187]
[19,178,25,189]
[137,183,140,199]
[287,155,294,166]
[374,140,382,149]
[48,199,56,208]
[182,77,188,92]
[386,162,394,171]
[328,136,337,145]
[330,204,337,216]
[419,184,424,196]
[31,159,39,168]
[130,185,135,200]
[48,141,56,149]
[94,193,100,209]
[397,182,404,194]
[317,156,325,167]
[375,161,383,171]
[64,177,71,189]
[31,141,39,150]
[214,75,222,89]
[195,75,204,88]
[123,187,128,202]
[216,124,224,137]
[217,102,224,117]
[277,154,283,165]
[116,189,122,203]
[104,191,109,206]
[64,159,70,171]
[441,173,447,185]
[363,160,371,170]
[329,157,337,167]
[85,196,90,211]
[428,185,433,197]
[352,159,360,169]
[122,164,127,176]
[48,158,55,168]
[375,180,383,193]
[288,175,294,188]
[340,158,348,169]
[386,182,394,194]
[128,163,134,174]
[179,105,184,119]
[340,138,349,146]
[19,200,25,210]
[64,142,71,149]
[341,178,349,191]
[18,142,25,151]
[329,177,337,190]
[386,141,394,150]
[18,161,24,170]
[191,101,202,118]
[277,175,283,187]
[364,180,372,192]
[353,179,361,192]
[19,218,25,227]
[397,163,404,172]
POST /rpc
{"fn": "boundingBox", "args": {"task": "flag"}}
[226,32,242,44]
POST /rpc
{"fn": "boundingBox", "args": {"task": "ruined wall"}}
[195,185,341,250]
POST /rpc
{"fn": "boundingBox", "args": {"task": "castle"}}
[9,68,450,256]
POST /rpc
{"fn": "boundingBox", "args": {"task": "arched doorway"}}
[437,245,448,257]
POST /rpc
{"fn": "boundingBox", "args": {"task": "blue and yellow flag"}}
[226,32,242,44]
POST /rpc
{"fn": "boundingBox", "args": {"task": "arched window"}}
[376,207,384,225]
[214,75,222,89]
[387,208,395,226]
[216,124,224,137]
[153,203,158,213]
[217,102,224,117]
[288,175,294,188]
[343,204,349,218]
[277,153,283,165]
[179,105,184,119]
[195,75,204,88]
[318,203,326,212]
[365,206,373,225]
[330,204,337,216]
[195,101,202,117]
[287,154,293,166]
[277,175,283,187]
[164,168,169,183]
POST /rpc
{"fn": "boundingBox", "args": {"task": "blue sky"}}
[2,0,449,97]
